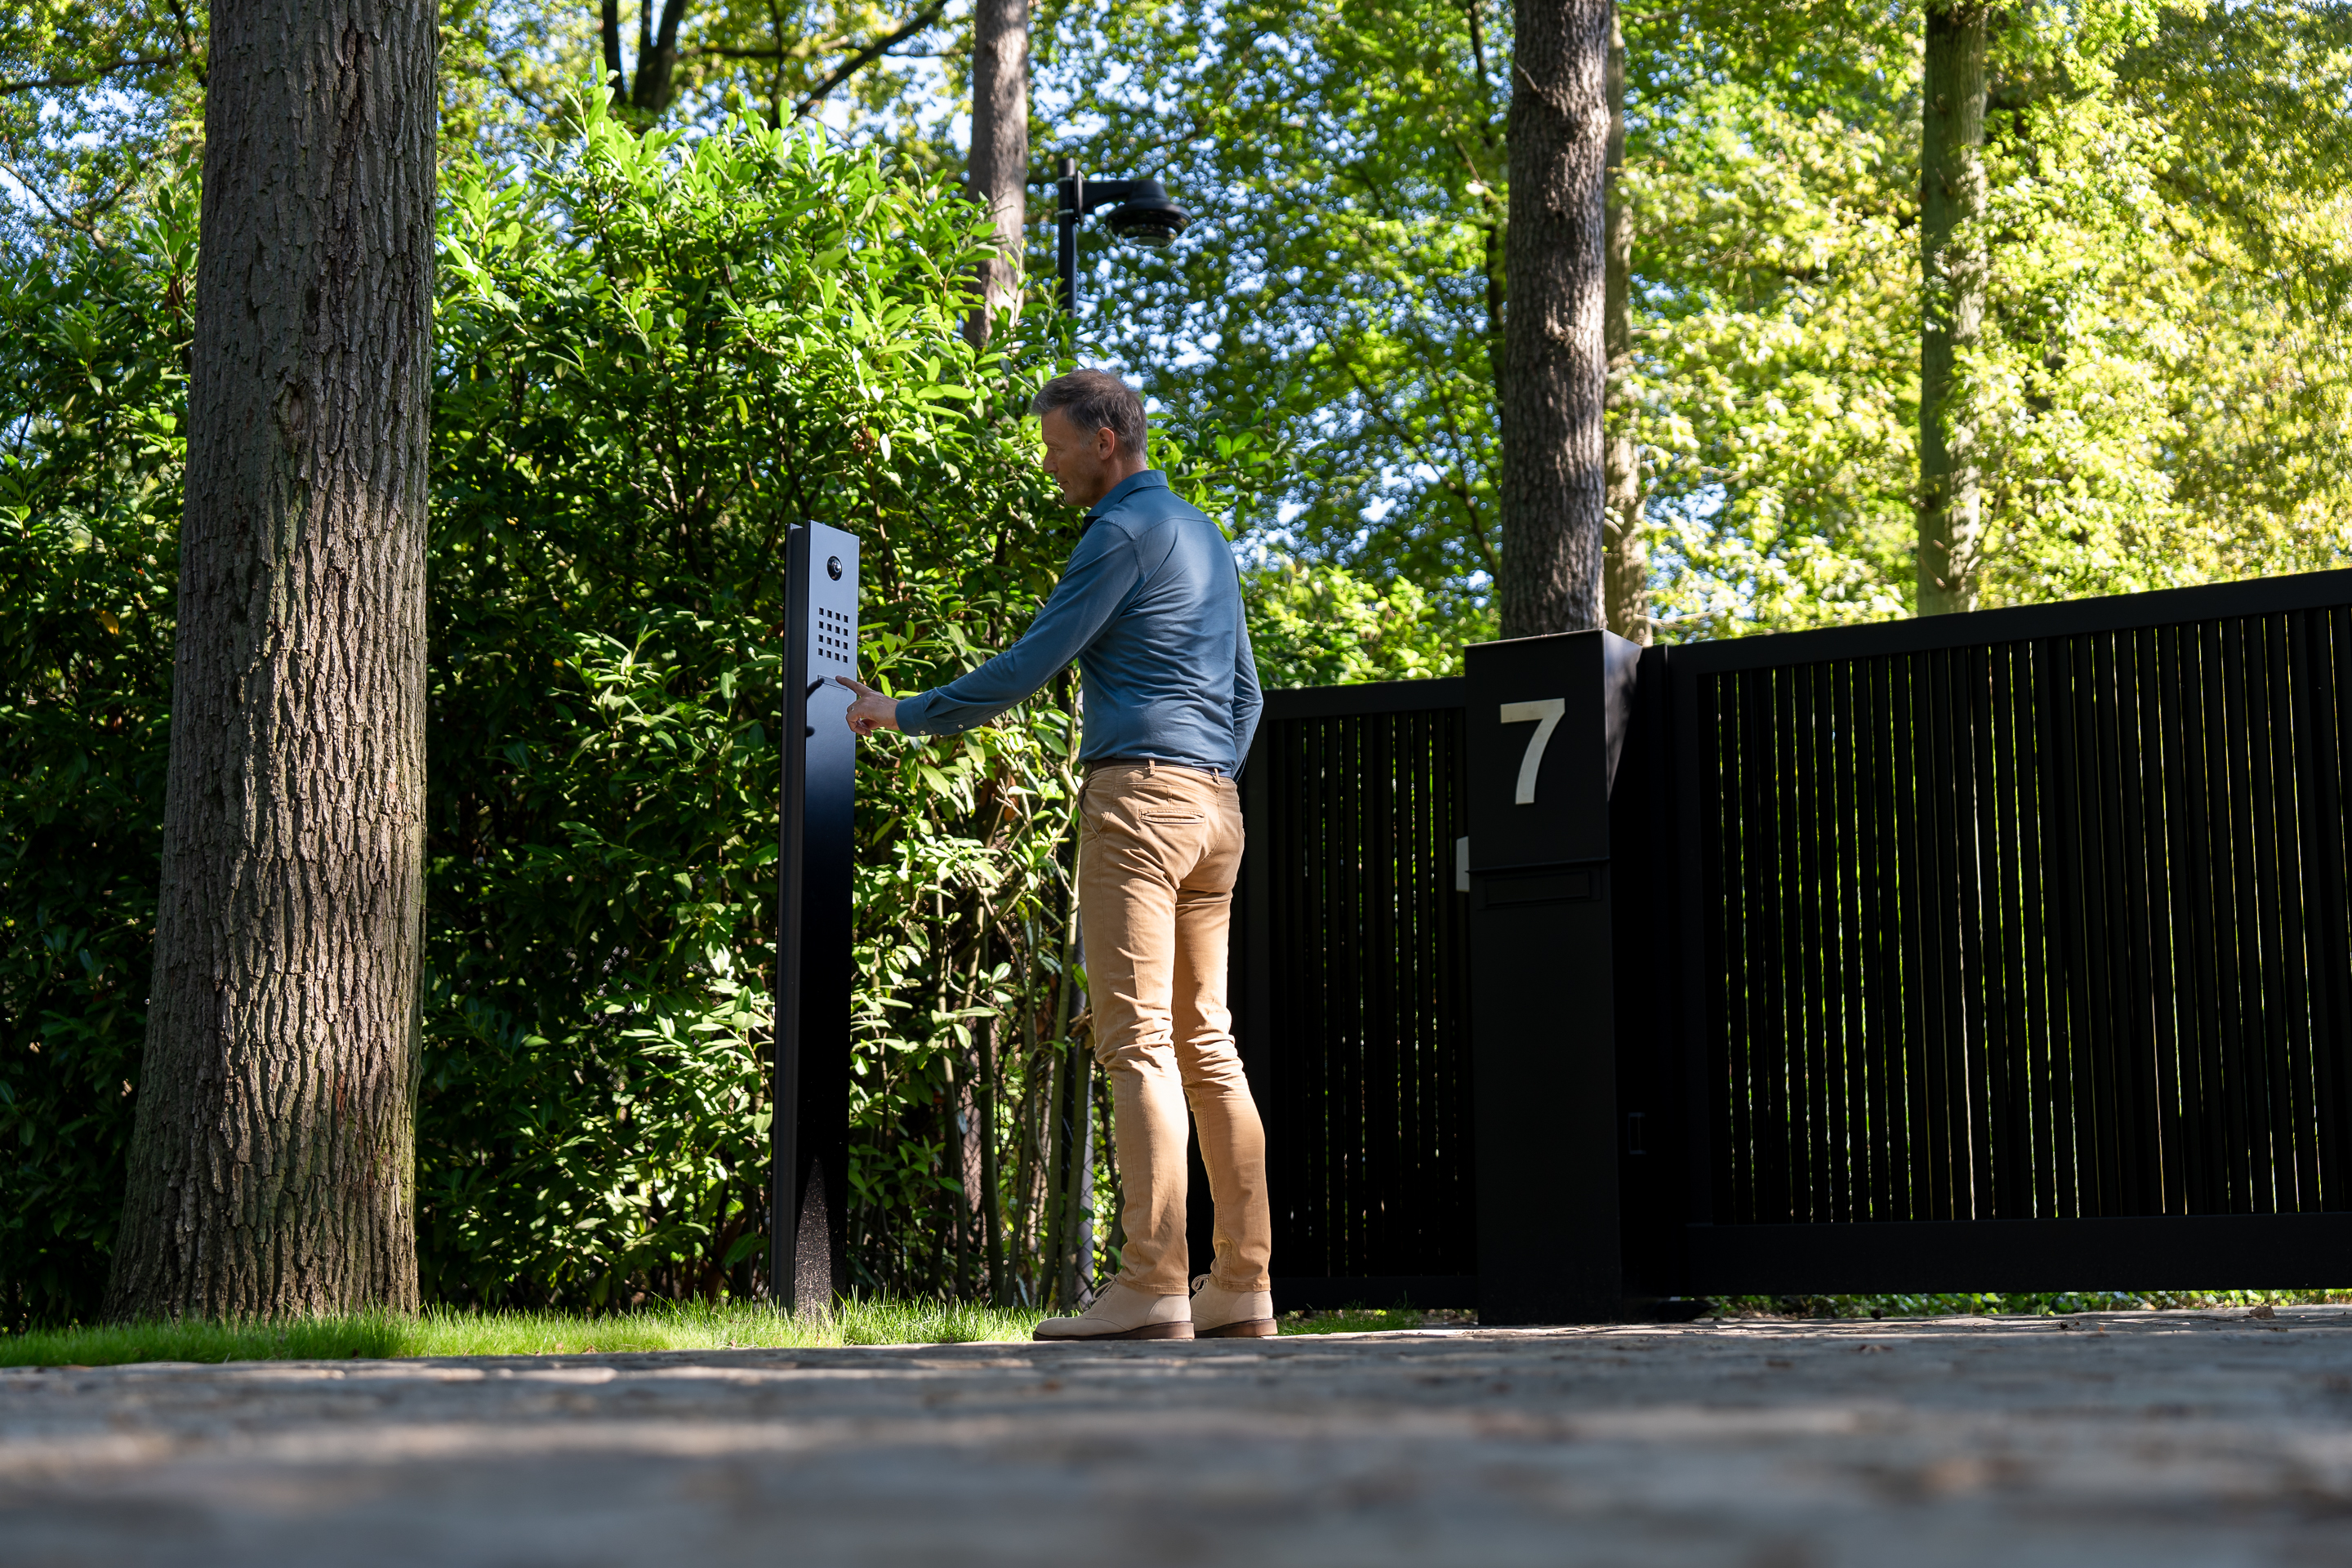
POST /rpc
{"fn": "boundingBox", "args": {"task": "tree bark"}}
[1601,10,1648,645]
[1918,2,1989,616]
[1499,0,1613,639]
[964,0,1028,346]
[106,0,434,1321]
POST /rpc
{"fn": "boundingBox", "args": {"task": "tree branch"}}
[0,154,113,249]
[161,0,206,88]
[692,37,846,60]
[1327,336,1500,578]
[2,55,176,94]
[791,0,950,119]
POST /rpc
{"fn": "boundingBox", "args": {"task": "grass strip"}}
[0,1298,1048,1369]
[1711,1288,2352,1320]
[1281,1307,1472,1334]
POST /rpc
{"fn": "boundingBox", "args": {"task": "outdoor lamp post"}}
[1053,155,1189,315]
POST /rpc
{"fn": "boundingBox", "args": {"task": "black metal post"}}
[1056,156,1080,317]
[773,521,861,1309]
[1463,629,1643,1323]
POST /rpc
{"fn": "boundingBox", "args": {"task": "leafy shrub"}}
[0,196,193,1328]
[1243,558,1486,687]
[424,96,1108,1307]
[0,96,1275,1325]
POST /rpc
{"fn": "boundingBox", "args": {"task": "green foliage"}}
[0,191,194,1329]
[424,91,1095,1308]
[1059,0,2352,633]
[1631,0,2352,633]
[0,0,205,252]
[1053,0,1508,610]
[17,0,2352,1329]
[1242,560,1483,688]
[2,0,969,252]
[2,94,1272,1325]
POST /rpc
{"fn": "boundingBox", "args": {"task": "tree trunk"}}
[1499,0,1613,639]
[964,0,1029,346]
[1918,2,1989,616]
[1601,10,1648,645]
[977,1010,1005,1303]
[630,0,690,117]
[106,0,434,1321]
[601,0,626,105]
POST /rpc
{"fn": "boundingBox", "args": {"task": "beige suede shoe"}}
[1189,1273,1277,1339]
[1031,1281,1196,1341]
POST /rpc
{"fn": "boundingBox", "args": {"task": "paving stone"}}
[5,1308,2352,1566]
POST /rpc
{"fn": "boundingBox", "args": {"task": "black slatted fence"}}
[1701,617,2352,1227]
[1236,570,2352,1319]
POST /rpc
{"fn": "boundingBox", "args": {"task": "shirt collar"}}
[1082,469,1169,528]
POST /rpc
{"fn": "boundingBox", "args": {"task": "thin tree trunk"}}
[630,0,691,115]
[1059,1038,1094,1305]
[1601,10,1648,645]
[107,0,434,1321]
[1918,2,1989,616]
[1037,1031,1068,1302]
[601,0,626,105]
[1499,0,1613,639]
[964,0,1029,345]
[977,1008,1005,1303]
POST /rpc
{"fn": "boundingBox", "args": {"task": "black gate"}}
[1642,570,2352,1300]
[1221,681,1477,1311]
[1238,568,2352,1320]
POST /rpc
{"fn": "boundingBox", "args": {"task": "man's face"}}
[1038,408,1120,508]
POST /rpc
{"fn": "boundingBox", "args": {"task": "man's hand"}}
[837,675,900,737]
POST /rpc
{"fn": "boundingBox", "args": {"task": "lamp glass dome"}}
[1105,199,1188,249]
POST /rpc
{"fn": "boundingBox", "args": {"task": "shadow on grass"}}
[1281,1306,1473,1335]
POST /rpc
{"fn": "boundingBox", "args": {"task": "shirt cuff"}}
[893,689,943,736]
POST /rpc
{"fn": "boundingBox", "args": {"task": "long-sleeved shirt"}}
[894,470,1263,773]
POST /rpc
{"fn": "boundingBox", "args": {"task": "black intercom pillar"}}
[1464,629,1642,1323]
[774,521,860,1310]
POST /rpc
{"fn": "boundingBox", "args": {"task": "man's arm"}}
[1232,612,1263,768]
[840,523,1139,738]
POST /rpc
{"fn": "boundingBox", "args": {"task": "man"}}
[836,368,1272,1342]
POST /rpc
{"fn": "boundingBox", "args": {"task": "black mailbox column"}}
[775,522,859,1309]
[1465,629,1642,1323]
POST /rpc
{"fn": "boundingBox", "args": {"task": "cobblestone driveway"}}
[7,1308,2352,1566]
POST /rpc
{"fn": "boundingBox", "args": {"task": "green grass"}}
[0,1298,1049,1369]
[1710,1289,2352,1320]
[24,1286,2336,1367]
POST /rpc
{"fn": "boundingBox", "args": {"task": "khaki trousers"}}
[1077,761,1272,1295]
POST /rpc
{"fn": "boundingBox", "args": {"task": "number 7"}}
[1499,698,1566,805]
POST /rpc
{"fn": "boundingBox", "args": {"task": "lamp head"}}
[1102,180,1189,249]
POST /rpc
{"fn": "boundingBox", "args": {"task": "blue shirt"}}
[894,470,1263,774]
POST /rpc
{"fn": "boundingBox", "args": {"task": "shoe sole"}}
[1195,1317,1278,1339]
[1031,1321,1196,1343]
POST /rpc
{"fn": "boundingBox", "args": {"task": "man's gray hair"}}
[1031,368,1148,460]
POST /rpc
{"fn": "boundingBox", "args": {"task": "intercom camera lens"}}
[826,556,843,580]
